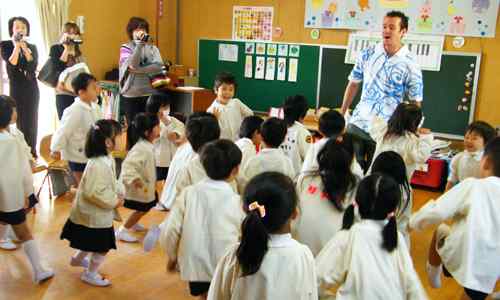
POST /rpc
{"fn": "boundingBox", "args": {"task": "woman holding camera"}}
[119,16,163,148]
[49,22,85,120]
[0,17,39,157]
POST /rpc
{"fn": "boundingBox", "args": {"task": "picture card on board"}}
[277,57,287,81]
[255,56,266,79]
[265,57,276,80]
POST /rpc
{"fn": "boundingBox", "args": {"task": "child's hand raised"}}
[212,107,221,119]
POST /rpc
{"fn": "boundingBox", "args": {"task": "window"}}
[0,0,57,145]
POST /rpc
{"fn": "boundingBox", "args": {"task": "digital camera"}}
[13,32,24,42]
[141,33,150,42]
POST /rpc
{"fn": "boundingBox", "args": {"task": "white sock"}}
[88,253,106,276]
[426,261,442,288]
[119,225,128,233]
[23,240,44,274]
[72,250,90,262]
[0,224,7,240]
[6,226,18,240]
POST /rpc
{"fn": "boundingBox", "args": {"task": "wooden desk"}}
[164,87,215,115]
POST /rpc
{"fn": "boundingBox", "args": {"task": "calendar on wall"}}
[232,6,274,41]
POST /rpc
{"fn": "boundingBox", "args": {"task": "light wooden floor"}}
[0,173,496,300]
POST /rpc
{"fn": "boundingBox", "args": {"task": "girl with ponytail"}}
[117,113,159,243]
[371,151,413,247]
[293,135,359,256]
[369,102,433,180]
[316,174,427,299]
[60,119,124,286]
[208,172,318,300]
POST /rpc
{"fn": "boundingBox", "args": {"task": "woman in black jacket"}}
[0,16,39,157]
[49,22,84,120]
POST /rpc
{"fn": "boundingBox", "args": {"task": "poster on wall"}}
[304,0,499,37]
[218,44,239,62]
[233,6,274,41]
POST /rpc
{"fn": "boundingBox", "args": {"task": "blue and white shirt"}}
[348,44,423,133]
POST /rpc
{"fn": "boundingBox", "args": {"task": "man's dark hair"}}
[386,11,409,31]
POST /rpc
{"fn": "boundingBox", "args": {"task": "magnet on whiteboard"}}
[311,29,320,40]
[452,36,465,48]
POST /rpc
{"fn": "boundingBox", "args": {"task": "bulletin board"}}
[304,0,499,37]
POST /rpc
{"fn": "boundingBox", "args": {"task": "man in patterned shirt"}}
[340,11,423,173]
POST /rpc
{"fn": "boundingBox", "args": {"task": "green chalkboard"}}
[318,47,480,138]
[198,39,320,112]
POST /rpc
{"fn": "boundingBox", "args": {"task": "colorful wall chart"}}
[233,6,274,41]
[243,42,300,83]
[304,0,499,37]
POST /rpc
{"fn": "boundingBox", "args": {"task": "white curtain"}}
[35,0,71,52]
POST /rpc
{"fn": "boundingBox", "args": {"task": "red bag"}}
[411,159,448,190]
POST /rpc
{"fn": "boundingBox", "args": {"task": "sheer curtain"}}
[0,0,68,145]
[35,0,71,52]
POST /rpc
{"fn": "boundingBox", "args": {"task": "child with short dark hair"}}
[117,113,159,243]
[445,120,496,191]
[280,95,312,177]
[162,139,244,299]
[143,113,222,251]
[0,96,38,250]
[207,72,253,141]
[208,172,318,299]
[50,72,102,185]
[157,112,220,211]
[293,136,359,256]
[0,95,54,284]
[4,96,35,165]
[241,117,294,186]
[172,112,223,200]
[60,119,124,286]
[235,115,264,170]
[371,151,413,247]
[316,174,427,299]
[301,109,364,176]
[145,93,185,182]
[370,102,433,180]
[410,137,500,300]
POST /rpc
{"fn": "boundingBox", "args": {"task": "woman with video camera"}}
[49,22,85,120]
[0,16,39,158]
[119,16,163,149]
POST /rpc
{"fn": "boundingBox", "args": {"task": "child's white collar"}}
[269,233,294,248]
